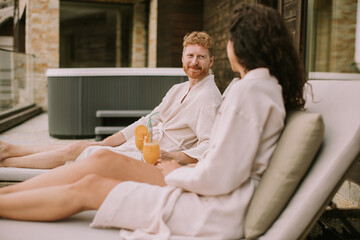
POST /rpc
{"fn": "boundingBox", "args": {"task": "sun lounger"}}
[257,79,360,240]
[0,79,359,239]
[0,211,119,240]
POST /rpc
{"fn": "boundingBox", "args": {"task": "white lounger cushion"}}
[260,80,360,239]
[0,211,119,240]
[245,111,324,239]
[0,167,49,181]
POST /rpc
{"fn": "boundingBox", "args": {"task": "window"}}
[60,1,132,68]
[307,0,359,73]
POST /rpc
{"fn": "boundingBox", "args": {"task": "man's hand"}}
[159,151,198,165]
[157,160,181,176]
[97,132,127,147]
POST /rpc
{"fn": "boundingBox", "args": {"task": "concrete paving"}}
[0,113,95,145]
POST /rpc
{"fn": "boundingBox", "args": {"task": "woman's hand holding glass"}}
[157,159,181,176]
[159,151,198,165]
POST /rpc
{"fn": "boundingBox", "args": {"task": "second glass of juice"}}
[142,136,160,164]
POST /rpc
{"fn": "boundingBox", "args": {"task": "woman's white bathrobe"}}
[91,68,286,239]
[77,74,222,162]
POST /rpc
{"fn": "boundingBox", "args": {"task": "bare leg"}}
[0,140,63,161]
[0,149,165,194]
[0,174,120,221]
[0,141,94,169]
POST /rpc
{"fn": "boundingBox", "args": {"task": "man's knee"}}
[61,141,91,159]
[84,149,117,166]
[65,141,89,152]
[91,149,117,160]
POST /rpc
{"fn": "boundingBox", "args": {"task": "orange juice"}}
[143,138,160,164]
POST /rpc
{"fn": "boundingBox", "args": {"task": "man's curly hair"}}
[183,31,215,56]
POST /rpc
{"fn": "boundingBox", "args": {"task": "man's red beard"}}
[183,64,208,80]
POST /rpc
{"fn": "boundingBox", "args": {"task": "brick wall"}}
[148,0,157,67]
[203,0,248,93]
[26,0,59,110]
[329,0,357,72]
[157,0,203,67]
[131,2,146,67]
[309,0,357,73]
[204,0,305,92]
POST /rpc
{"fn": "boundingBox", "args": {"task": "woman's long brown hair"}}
[229,3,307,111]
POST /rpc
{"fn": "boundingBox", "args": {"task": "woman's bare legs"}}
[0,141,94,169]
[0,149,165,194]
[0,174,120,221]
[0,149,165,221]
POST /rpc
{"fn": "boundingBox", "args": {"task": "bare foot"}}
[0,141,11,161]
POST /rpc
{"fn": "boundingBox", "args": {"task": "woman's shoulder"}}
[227,69,283,110]
[233,69,280,94]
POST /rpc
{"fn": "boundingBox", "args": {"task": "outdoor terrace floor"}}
[0,112,94,146]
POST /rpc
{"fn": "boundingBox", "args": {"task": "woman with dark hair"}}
[0,4,306,239]
[228,3,306,111]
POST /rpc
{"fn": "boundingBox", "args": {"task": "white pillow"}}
[244,111,325,239]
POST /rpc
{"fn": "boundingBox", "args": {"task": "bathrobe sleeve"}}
[165,80,265,196]
[165,107,261,196]
[182,103,219,160]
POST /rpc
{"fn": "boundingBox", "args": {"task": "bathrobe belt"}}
[153,123,186,150]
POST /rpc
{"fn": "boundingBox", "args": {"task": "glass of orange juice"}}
[142,136,160,164]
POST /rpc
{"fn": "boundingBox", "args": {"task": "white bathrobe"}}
[91,68,286,240]
[77,74,222,162]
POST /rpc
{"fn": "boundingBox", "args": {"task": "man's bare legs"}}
[0,149,165,195]
[0,140,61,160]
[0,131,127,169]
[0,174,120,221]
[0,141,96,169]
